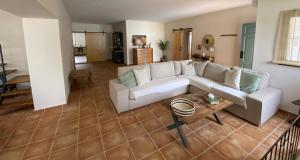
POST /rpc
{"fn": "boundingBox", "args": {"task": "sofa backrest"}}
[173,61,182,76]
[204,62,229,83]
[194,61,208,76]
[150,62,175,80]
[118,64,151,81]
[173,60,192,76]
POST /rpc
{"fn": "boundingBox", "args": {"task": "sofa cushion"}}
[118,64,151,81]
[130,77,189,100]
[232,66,270,90]
[133,67,150,86]
[194,61,208,76]
[182,75,220,92]
[239,71,261,94]
[174,61,181,75]
[181,61,196,76]
[118,70,137,88]
[204,62,229,83]
[224,69,241,90]
[211,85,247,107]
[150,62,175,80]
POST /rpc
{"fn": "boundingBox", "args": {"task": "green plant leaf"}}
[158,40,169,51]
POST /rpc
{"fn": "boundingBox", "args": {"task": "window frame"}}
[273,9,300,67]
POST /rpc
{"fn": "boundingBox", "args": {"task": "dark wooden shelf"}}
[0,69,17,75]
[0,98,33,115]
[6,75,30,85]
[1,88,31,97]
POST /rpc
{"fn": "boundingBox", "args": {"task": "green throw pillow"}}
[240,71,261,94]
[119,70,137,88]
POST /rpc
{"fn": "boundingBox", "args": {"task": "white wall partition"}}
[22,18,67,110]
[37,0,75,101]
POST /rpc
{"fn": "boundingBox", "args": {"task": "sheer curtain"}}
[273,9,300,66]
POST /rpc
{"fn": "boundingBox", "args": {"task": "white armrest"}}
[109,79,130,113]
[246,88,282,126]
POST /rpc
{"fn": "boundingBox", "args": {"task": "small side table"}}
[288,100,300,124]
[293,100,300,114]
[69,69,92,87]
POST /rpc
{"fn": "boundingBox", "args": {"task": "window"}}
[273,9,300,66]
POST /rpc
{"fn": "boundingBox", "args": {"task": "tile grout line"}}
[150,105,199,158]
[97,97,137,159]
[21,109,46,160]
[184,113,246,160]
[114,110,137,160]
[148,105,196,158]
[0,112,30,152]
[46,106,64,160]
[75,87,82,160]
[132,108,168,160]
[164,112,245,159]
[243,114,291,160]
[94,88,108,160]
[192,121,247,160]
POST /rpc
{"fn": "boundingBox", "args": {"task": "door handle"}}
[240,51,244,59]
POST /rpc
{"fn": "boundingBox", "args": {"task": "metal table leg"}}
[167,112,188,147]
[213,112,223,125]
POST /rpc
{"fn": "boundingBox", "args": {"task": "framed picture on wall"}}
[132,35,147,46]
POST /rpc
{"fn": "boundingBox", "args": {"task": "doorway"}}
[240,23,256,69]
[72,32,106,64]
[172,29,193,61]
[73,33,87,64]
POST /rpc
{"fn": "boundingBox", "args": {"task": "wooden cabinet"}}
[133,48,153,65]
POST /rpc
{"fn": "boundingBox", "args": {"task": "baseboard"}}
[279,103,299,115]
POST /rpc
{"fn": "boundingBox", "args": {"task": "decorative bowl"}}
[171,98,195,116]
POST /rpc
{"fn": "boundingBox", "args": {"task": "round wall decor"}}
[202,34,215,50]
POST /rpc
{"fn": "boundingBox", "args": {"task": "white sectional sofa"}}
[109,61,282,126]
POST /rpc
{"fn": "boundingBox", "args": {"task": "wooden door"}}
[85,33,105,62]
[173,31,182,61]
[240,23,256,69]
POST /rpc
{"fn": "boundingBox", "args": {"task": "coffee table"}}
[162,93,233,147]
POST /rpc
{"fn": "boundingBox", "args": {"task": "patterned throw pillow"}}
[240,70,261,94]
[181,61,196,76]
[118,70,137,88]
[224,69,241,90]
[133,67,150,86]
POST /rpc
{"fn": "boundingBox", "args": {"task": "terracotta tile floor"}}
[0,61,293,160]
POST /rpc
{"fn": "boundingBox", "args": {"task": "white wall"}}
[165,5,256,66]
[22,18,67,110]
[37,0,74,102]
[72,23,113,33]
[72,23,113,60]
[253,0,300,114]
[125,20,165,65]
[0,0,53,18]
[0,9,29,76]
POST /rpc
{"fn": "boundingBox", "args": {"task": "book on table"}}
[204,96,220,105]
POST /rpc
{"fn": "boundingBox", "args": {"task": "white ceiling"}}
[62,0,252,24]
[0,0,53,18]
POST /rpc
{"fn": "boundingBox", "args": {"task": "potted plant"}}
[158,40,169,62]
